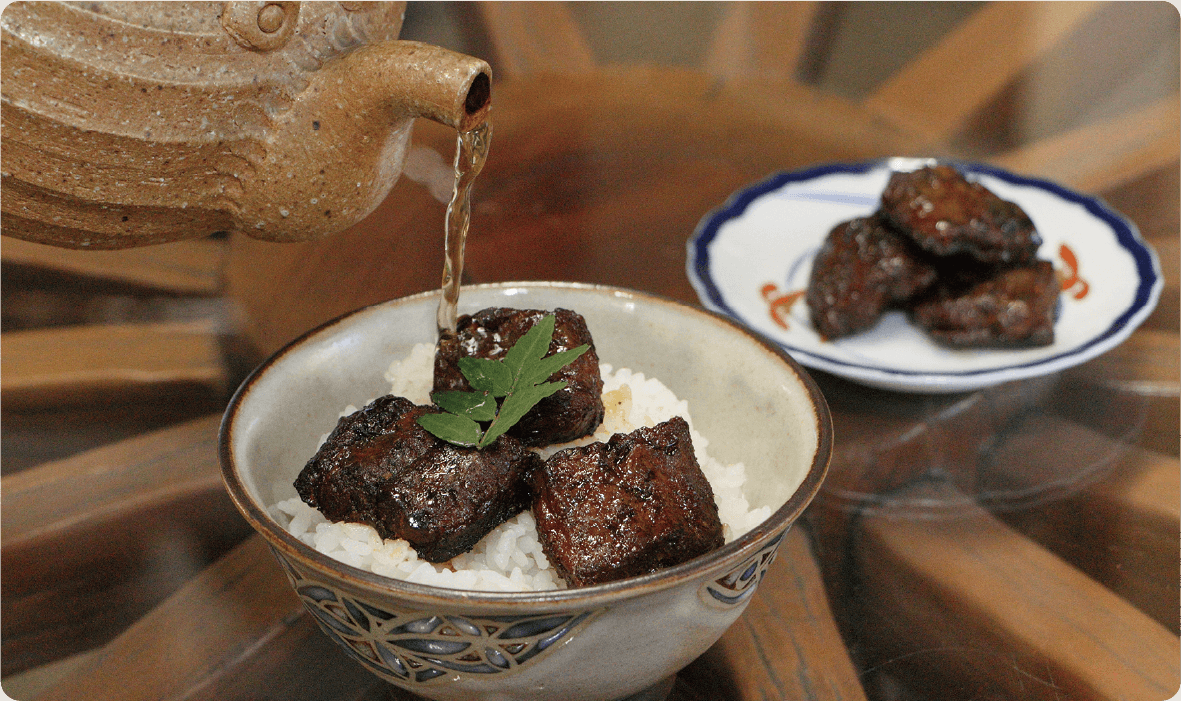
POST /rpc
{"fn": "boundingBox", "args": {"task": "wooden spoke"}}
[1,236,226,296]
[703,1,820,84]
[676,525,868,701]
[159,606,388,701]
[476,1,595,78]
[863,1,1103,142]
[1,415,253,675]
[989,418,1180,632]
[1,321,228,410]
[852,480,1179,701]
[991,95,1181,193]
[25,535,303,701]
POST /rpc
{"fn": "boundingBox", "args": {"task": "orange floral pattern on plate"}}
[1058,243,1089,300]
[760,283,804,329]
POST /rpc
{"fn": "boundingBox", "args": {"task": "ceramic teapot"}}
[0,1,491,249]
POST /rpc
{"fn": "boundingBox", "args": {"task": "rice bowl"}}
[220,282,831,701]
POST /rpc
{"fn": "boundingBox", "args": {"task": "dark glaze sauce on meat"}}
[434,307,605,446]
[911,260,1059,348]
[530,417,725,587]
[295,395,541,563]
[807,164,1059,347]
[806,215,937,340]
[880,164,1041,265]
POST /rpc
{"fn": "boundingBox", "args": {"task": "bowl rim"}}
[219,281,832,610]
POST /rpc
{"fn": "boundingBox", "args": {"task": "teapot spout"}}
[235,41,491,242]
[379,40,492,134]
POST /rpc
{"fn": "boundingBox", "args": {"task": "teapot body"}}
[1,2,491,248]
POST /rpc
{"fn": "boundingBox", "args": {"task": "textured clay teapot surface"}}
[1,1,492,249]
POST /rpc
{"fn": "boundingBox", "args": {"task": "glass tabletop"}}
[2,3,1177,701]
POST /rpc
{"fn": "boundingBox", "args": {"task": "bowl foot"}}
[618,675,675,701]
[381,675,675,701]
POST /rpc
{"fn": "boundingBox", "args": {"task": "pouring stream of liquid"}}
[437,121,492,337]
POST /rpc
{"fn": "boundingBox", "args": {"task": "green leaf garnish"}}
[432,389,497,421]
[480,379,566,446]
[418,314,590,448]
[522,346,590,388]
[457,357,513,396]
[416,412,482,447]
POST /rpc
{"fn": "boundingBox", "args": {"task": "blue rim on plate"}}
[687,158,1163,393]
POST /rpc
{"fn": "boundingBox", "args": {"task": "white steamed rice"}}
[269,343,771,592]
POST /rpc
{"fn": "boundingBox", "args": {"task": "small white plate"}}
[687,158,1163,393]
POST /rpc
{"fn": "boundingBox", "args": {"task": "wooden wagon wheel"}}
[3,3,1177,700]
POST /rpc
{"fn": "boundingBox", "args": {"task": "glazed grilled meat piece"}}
[434,307,605,447]
[806,215,938,339]
[531,417,725,587]
[880,165,1041,264]
[910,260,1059,348]
[294,395,542,563]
